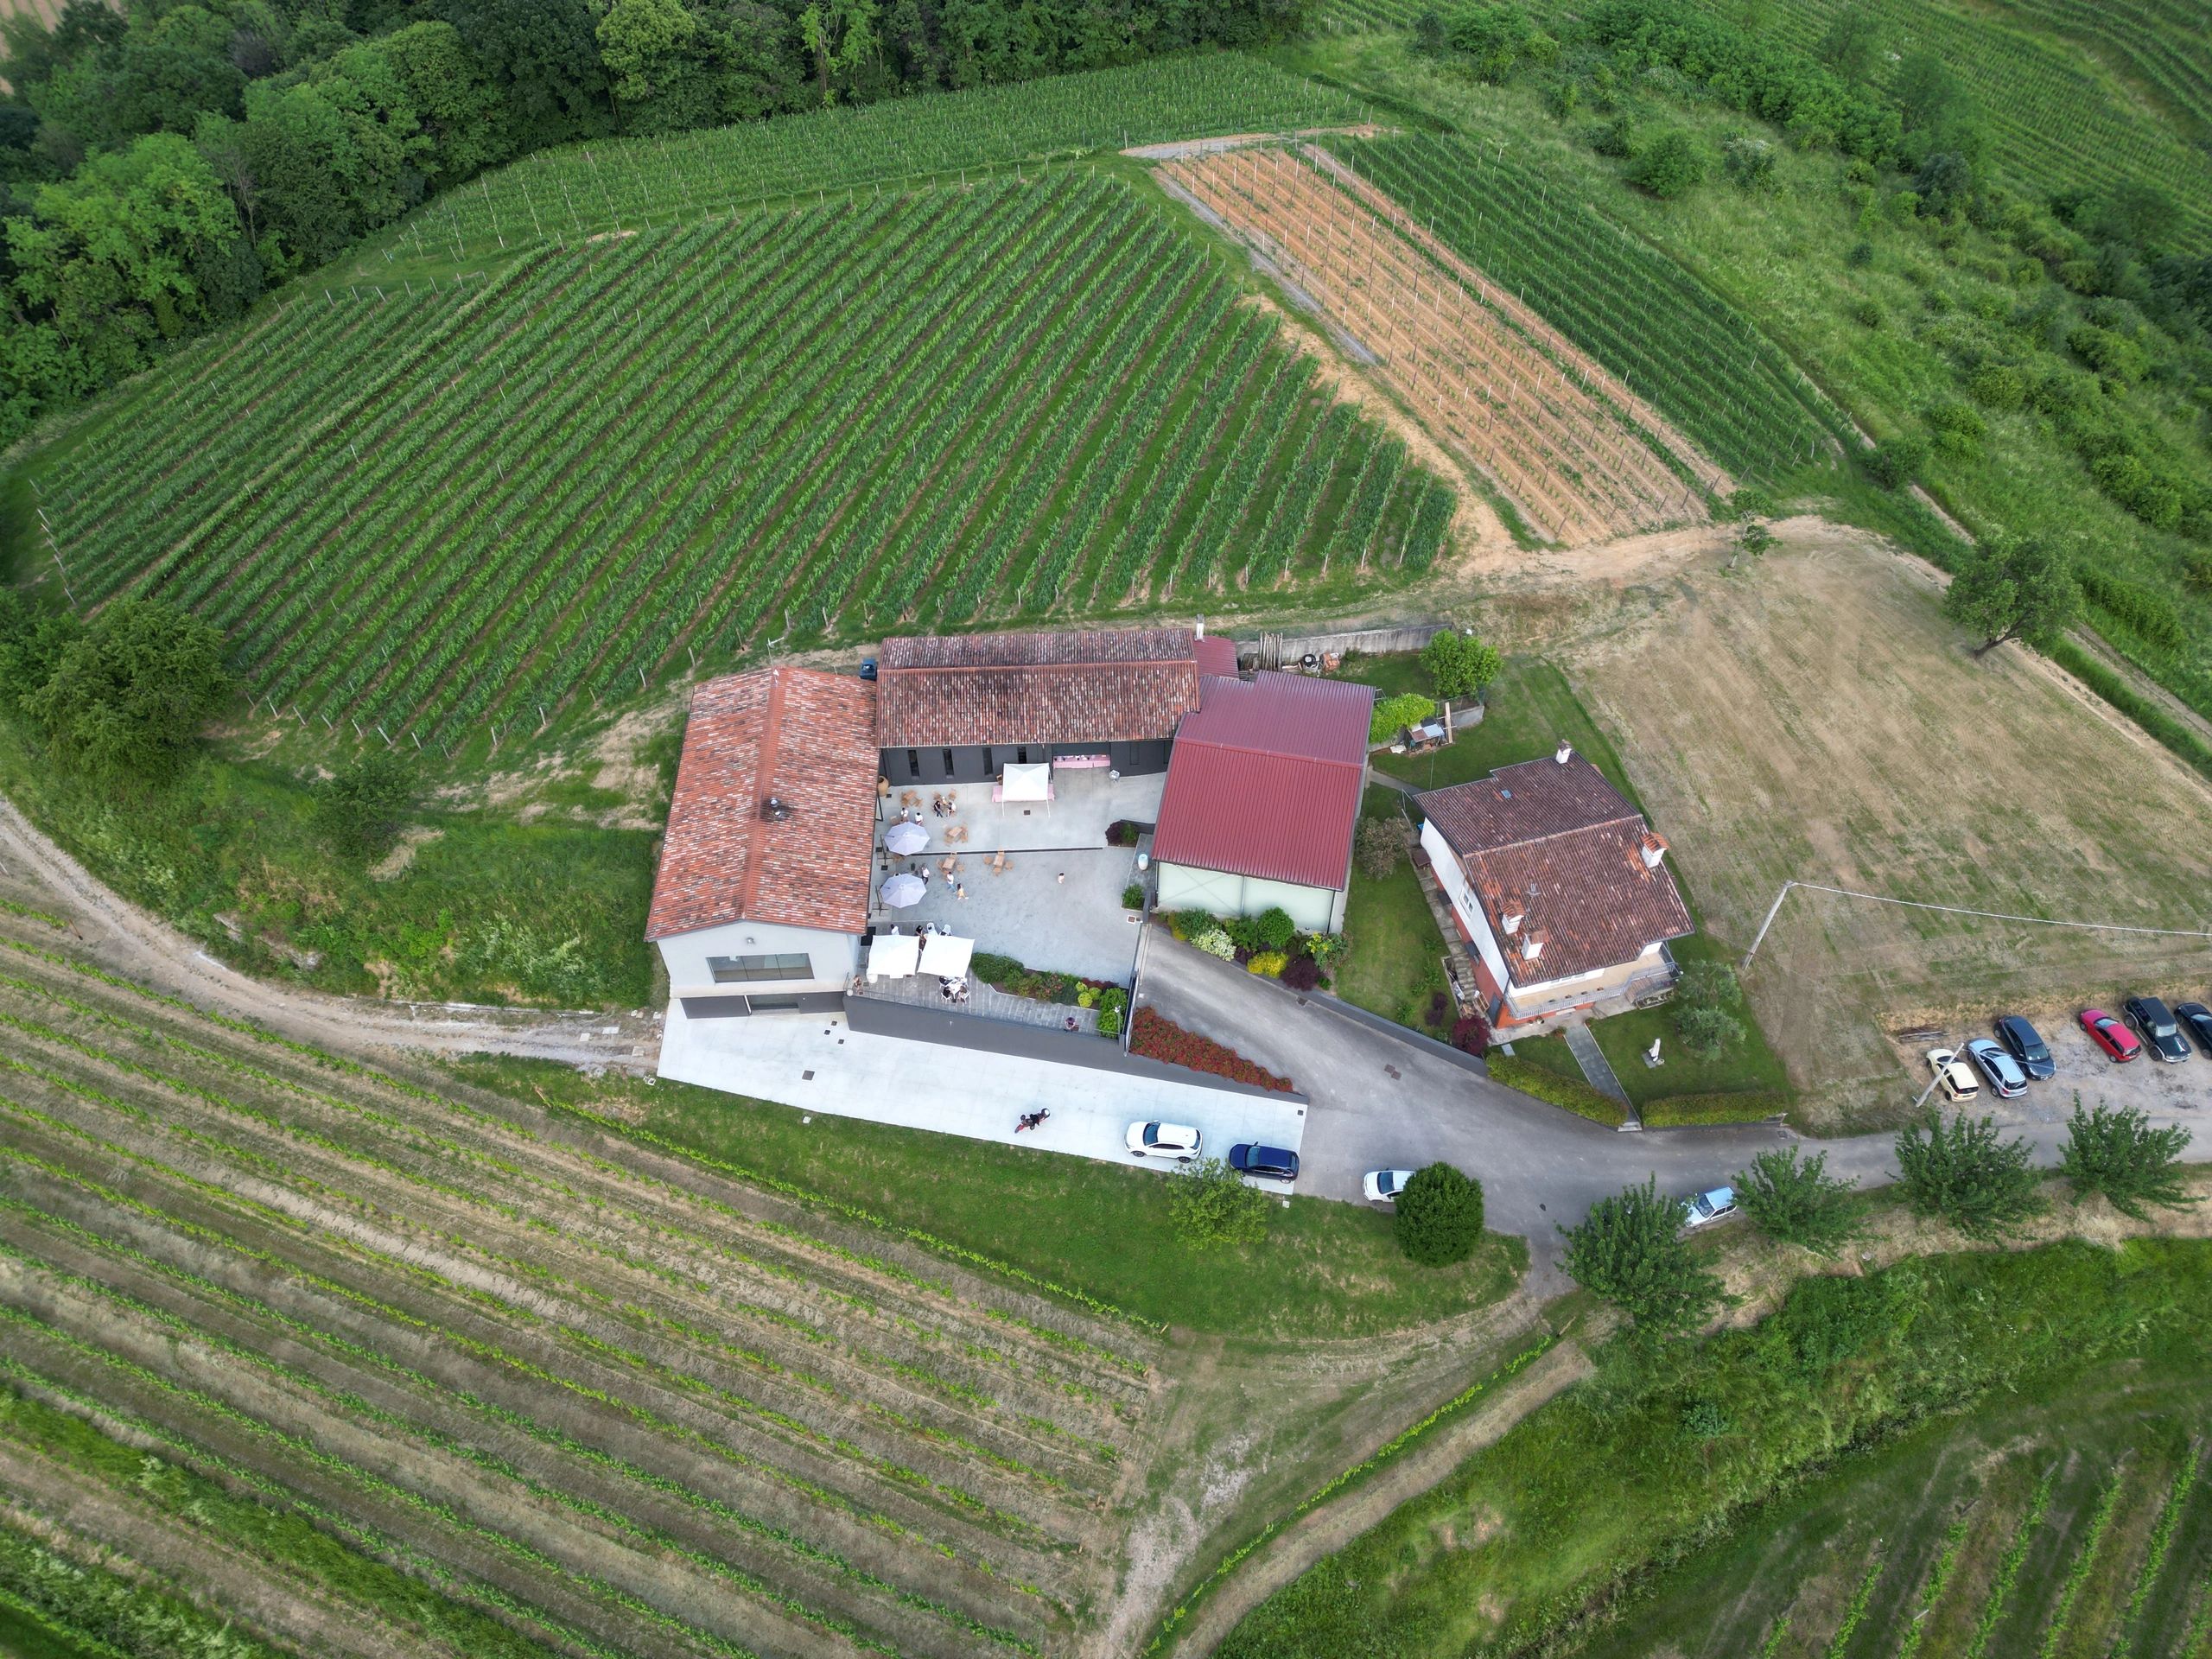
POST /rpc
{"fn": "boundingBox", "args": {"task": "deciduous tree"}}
[1893,1107,2045,1238]
[1732,1147,1860,1255]
[1394,1163,1484,1265]
[1561,1177,1723,1332]
[1167,1157,1270,1249]
[1421,629,1501,700]
[1943,537,2079,657]
[19,598,229,782]
[2058,1098,2196,1220]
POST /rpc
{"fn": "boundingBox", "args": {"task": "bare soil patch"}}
[1568,522,2212,1126]
[1160,145,1717,544]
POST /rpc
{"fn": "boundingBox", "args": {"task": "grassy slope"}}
[1217,1236,2212,1658]
[1274,35,2212,722]
[458,1057,1528,1341]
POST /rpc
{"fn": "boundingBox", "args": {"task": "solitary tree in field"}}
[1561,1177,1724,1332]
[1672,963,1745,1062]
[1732,1147,1861,1255]
[1943,537,2079,657]
[313,753,417,864]
[1394,1163,1484,1266]
[1893,1108,2045,1238]
[2058,1098,2196,1220]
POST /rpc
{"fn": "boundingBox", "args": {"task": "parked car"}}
[1362,1168,1417,1204]
[2079,1008,2141,1063]
[2123,996,2191,1064]
[1229,1143,1300,1182]
[1925,1046,1980,1103]
[1682,1186,1738,1228]
[1993,1014,2056,1081]
[2177,1001,2212,1058]
[1962,1038,2028,1099]
[1125,1122,1202,1161]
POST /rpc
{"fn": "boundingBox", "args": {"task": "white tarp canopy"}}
[918,932,974,978]
[867,931,921,980]
[1001,762,1052,802]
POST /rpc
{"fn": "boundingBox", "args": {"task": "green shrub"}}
[1370,691,1435,741]
[1167,1157,1269,1247]
[1966,361,2024,410]
[1192,926,1236,959]
[1488,1053,1628,1127]
[1628,128,1708,199]
[1851,296,1884,328]
[1121,882,1145,911]
[312,752,416,863]
[1255,906,1297,951]
[1394,1163,1485,1265]
[1356,816,1403,880]
[1246,950,1288,977]
[1721,132,1777,192]
[1170,908,1212,940]
[1096,1006,1123,1037]
[1924,398,1986,458]
[1865,435,1928,488]
[1641,1090,1790,1127]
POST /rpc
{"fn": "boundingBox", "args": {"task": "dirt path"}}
[0,794,661,1073]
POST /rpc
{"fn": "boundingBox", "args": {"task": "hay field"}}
[1571,521,2212,1125]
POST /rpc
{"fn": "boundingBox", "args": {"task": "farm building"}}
[1420,748,1692,1028]
[1151,670,1374,934]
[646,666,880,1018]
[874,626,1205,785]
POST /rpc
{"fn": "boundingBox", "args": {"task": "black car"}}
[2175,1001,2212,1058]
[2122,995,2191,1063]
[1229,1143,1300,1182]
[1993,1014,2056,1081]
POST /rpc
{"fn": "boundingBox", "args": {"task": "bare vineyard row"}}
[0,925,1165,1659]
[35,173,1449,751]
[1164,143,1711,542]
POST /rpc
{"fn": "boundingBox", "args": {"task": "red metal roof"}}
[875,627,1200,747]
[646,668,879,941]
[1151,672,1375,891]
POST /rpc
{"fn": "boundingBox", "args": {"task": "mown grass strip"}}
[1144,1330,1559,1655]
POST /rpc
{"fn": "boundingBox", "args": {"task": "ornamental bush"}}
[1370,691,1435,741]
[1281,955,1321,991]
[1246,951,1288,977]
[1121,882,1146,911]
[1255,906,1297,950]
[1192,927,1236,959]
[1395,1163,1485,1265]
[1167,1157,1270,1248]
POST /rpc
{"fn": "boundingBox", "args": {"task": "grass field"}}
[1216,1236,2212,1658]
[1571,525,2212,1125]
[27,168,1449,753]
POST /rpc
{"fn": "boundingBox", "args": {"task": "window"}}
[1017,747,1028,765]
[941,748,954,775]
[747,995,802,1012]
[905,748,919,777]
[708,952,813,983]
[981,748,992,773]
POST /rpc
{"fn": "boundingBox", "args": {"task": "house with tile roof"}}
[875,626,1203,786]
[1151,670,1374,934]
[1419,746,1692,1027]
[647,666,880,1019]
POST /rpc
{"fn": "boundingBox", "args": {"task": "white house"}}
[646,666,880,1018]
[1420,746,1692,1027]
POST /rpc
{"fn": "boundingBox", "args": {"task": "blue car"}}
[1229,1143,1300,1183]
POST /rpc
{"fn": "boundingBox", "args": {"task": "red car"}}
[2080,1008,2141,1062]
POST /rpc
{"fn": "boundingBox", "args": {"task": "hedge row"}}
[1639,1090,1792,1128]
[2048,639,2212,785]
[1487,1053,1629,1128]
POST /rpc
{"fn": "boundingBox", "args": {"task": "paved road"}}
[1135,934,2205,1291]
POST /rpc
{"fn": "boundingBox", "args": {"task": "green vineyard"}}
[1983,0,2212,147]
[422,53,1366,260]
[1319,132,1846,484]
[0,913,1165,1657]
[40,170,1450,747]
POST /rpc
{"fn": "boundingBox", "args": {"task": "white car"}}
[1363,1168,1417,1204]
[1682,1186,1737,1228]
[1926,1046,1980,1103]
[1126,1121,1203,1161]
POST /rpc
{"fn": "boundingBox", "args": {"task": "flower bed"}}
[1129,1008,1295,1093]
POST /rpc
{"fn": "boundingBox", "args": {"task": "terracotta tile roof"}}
[1421,753,1692,981]
[1151,672,1374,891]
[875,627,1200,747]
[1194,634,1239,677]
[646,668,879,941]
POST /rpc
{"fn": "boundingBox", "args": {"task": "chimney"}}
[1641,832,1668,871]
[1554,740,1573,766]
[1501,909,1523,935]
[760,796,794,823]
[1520,931,1544,963]
[1194,615,1205,639]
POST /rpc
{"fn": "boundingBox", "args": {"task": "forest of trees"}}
[0,0,1302,448]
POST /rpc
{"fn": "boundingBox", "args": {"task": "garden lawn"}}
[1334,792,1449,1033]
[451,1057,1527,1340]
[1370,657,1641,799]
[1332,648,1438,701]
[1587,936,1794,1109]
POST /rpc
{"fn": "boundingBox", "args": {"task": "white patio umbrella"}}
[885,821,930,856]
[880,873,927,908]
